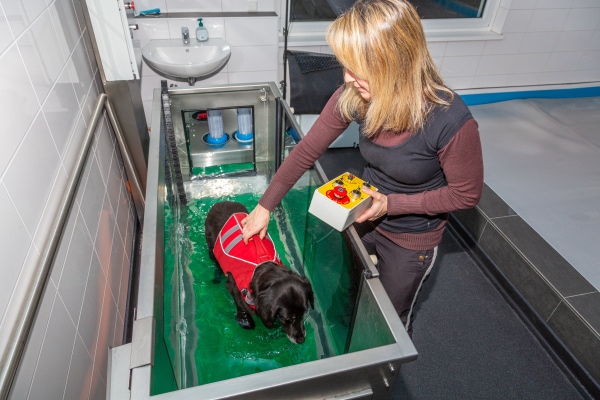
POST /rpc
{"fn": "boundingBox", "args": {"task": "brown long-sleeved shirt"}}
[260,87,483,250]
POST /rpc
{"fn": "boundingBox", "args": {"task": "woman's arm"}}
[242,86,349,242]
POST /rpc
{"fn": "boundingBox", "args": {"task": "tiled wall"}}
[287,0,600,92]
[436,0,600,90]
[0,0,135,399]
[136,1,600,126]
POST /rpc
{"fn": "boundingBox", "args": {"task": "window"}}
[283,0,502,42]
[291,0,488,22]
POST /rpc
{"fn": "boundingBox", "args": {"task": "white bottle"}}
[196,18,208,42]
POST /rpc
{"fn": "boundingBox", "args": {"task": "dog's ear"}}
[256,297,277,328]
[299,276,314,309]
[308,289,314,309]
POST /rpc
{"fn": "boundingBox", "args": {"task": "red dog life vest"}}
[213,212,282,309]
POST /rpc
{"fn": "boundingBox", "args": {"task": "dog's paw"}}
[212,268,223,284]
[236,311,255,330]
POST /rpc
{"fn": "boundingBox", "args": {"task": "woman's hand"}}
[241,204,271,244]
[355,187,388,223]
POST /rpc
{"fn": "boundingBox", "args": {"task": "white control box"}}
[308,172,377,231]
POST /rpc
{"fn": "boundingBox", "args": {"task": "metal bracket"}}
[129,317,155,369]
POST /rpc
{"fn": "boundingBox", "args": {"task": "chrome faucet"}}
[181,27,190,44]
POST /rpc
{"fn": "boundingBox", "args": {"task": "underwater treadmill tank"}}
[124,83,417,400]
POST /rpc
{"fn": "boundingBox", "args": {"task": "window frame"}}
[281,0,503,44]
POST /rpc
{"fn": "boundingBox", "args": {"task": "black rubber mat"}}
[316,147,591,399]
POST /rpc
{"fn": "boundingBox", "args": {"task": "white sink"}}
[142,38,231,83]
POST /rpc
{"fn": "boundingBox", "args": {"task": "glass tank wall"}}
[127,83,416,400]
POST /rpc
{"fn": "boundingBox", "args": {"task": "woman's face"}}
[344,69,371,101]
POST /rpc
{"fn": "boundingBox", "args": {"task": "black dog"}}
[205,201,314,344]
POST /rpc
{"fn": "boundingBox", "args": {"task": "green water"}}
[155,182,356,393]
[191,162,255,179]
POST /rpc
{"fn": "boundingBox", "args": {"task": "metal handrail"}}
[0,94,145,399]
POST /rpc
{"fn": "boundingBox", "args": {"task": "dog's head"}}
[253,264,314,344]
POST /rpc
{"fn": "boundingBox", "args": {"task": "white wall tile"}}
[444,75,474,90]
[426,41,447,57]
[50,0,82,56]
[554,30,595,52]
[117,251,130,322]
[506,71,541,86]
[60,111,88,182]
[6,279,56,400]
[445,40,485,56]
[440,55,480,77]
[95,193,116,278]
[17,9,66,104]
[228,69,277,84]
[49,193,78,285]
[578,50,600,70]
[528,9,569,32]
[94,276,113,385]
[476,54,517,76]
[225,17,278,46]
[166,0,222,12]
[472,73,509,88]
[2,112,61,235]
[135,19,170,48]
[0,45,39,175]
[106,227,125,304]
[56,210,93,323]
[79,157,106,242]
[519,31,560,53]
[564,7,600,31]
[510,52,551,74]
[228,45,278,72]
[68,38,95,110]
[94,119,115,189]
[483,33,524,55]
[47,4,70,60]
[509,0,537,9]
[222,0,249,12]
[502,9,534,33]
[78,252,106,357]
[545,50,583,71]
[0,0,46,38]
[539,0,574,8]
[64,334,94,400]
[0,6,14,56]
[42,67,80,159]
[89,365,107,400]
[28,295,76,400]
[257,0,276,12]
[106,154,125,224]
[0,184,32,323]
[575,68,600,81]
[572,0,600,7]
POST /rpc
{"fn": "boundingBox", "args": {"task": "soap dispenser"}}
[196,18,208,42]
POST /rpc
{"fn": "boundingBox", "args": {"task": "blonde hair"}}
[326,0,452,136]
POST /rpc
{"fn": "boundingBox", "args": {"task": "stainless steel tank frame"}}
[125,82,417,400]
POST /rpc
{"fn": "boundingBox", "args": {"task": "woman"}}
[242,0,483,335]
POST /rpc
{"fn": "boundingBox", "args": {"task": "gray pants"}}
[357,224,438,336]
